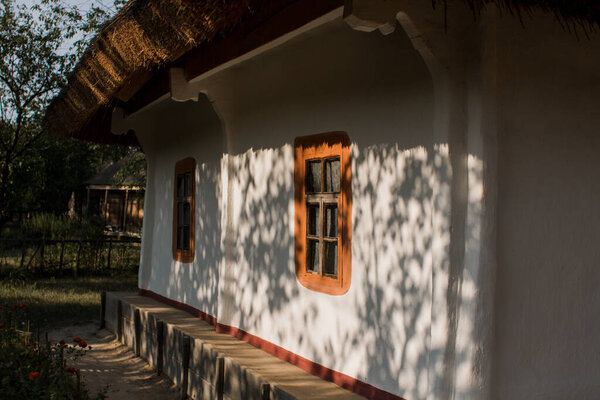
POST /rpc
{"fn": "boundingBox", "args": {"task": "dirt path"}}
[49,325,180,400]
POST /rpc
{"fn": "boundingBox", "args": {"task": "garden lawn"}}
[0,274,137,331]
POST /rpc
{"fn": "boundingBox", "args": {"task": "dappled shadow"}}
[348,143,450,398]
[130,15,489,399]
[130,96,223,320]
[219,145,299,334]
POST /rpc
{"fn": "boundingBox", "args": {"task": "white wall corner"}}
[343,0,402,35]
[169,67,201,102]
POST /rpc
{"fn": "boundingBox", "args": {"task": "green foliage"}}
[0,305,106,399]
[7,133,138,216]
[0,0,140,223]
[0,0,83,215]
[21,213,104,240]
[112,150,147,188]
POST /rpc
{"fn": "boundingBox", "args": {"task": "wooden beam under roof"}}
[122,0,344,117]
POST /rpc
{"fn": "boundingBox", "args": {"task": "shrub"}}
[0,304,105,399]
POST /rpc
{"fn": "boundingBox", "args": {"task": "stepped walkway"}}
[103,292,365,400]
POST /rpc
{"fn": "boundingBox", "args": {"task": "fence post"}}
[59,240,65,274]
[95,240,103,271]
[74,240,82,278]
[100,291,106,330]
[19,240,26,269]
[107,237,113,270]
[39,239,45,274]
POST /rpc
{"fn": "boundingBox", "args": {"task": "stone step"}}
[103,292,365,400]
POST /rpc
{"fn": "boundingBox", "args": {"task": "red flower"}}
[73,337,82,343]
[7,311,12,316]
[59,339,65,346]
[87,345,92,350]
[0,323,3,329]
[13,304,20,309]
[79,341,88,348]
[65,367,76,375]
[28,371,40,381]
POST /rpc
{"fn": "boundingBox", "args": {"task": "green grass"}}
[0,273,138,330]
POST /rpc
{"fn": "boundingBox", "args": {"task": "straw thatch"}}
[44,0,599,145]
[463,0,600,30]
[44,0,285,144]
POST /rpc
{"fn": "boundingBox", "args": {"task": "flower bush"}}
[0,304,105,399]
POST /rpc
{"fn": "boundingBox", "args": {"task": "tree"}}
[0,0,80,219]
[0,0,127,221]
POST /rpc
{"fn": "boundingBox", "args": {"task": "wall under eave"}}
[203,18,442,398]
[135,96,224,322]
[131,16,446,398]
[121,5,600,399]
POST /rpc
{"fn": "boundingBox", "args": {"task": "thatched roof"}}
[466,0,600,29]
[44,0,288,145]
[44,0,599,145]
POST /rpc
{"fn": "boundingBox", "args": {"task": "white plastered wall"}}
[119,4,600,399]
[203,18,442,398]
[134,96,224,319]
[129,16,449,398]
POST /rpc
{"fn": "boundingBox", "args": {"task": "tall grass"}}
[0,274,138,330]
[21,213,105,240]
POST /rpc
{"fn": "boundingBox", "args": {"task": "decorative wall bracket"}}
[343,0,402,35]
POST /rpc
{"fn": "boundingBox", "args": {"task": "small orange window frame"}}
[172,157,196,262]
[294,132,351,295]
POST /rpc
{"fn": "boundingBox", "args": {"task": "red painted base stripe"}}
[138,289,406,400]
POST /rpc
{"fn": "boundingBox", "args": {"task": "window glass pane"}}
[177,202,184,226]
[324,158,340,193]
[183,202,190,227]
[306,160,322,193]
[177,227,183,250]
[323,241,338,277]
[177,175,184,198]
[183,227,190,250]
[307,204,319,236]
[184,173,192,197]
[325,204,337,238]
[307,239,320,273]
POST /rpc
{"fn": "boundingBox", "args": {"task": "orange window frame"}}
[294,132,351,295]
[172,157,196,262]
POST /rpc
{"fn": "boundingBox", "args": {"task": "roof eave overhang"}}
[44,0,344,146]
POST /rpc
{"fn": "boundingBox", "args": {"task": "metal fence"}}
[0,238,141,276]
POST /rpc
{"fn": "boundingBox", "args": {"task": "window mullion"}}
[319,196,324,276]
[319,158,325,276]
[320,159,325,192]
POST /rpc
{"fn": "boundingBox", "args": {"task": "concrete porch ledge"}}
[103,292,365,400]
